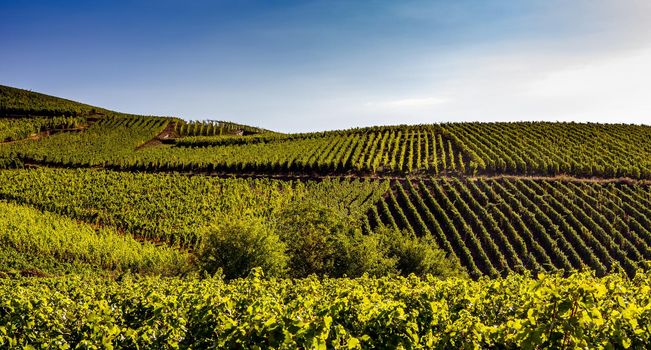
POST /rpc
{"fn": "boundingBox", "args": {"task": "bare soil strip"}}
[135,122,179,150]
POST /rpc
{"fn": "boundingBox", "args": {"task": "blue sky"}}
[1,0,650,132]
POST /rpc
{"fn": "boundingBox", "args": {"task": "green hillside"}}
[0,86,648,276]
[0,109,648,179]
[0,200,189,276]
[372,177,651,277]
[0,84,112,117]
[1,85,651,348]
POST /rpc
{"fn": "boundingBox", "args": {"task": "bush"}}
[277,201,466,278]
[330,230,398,277]
[198,217,288,279]
[277,200,395,277]
[375,226,467,278]
[198,203,465,279]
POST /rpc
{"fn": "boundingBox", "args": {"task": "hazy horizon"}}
[2,0,650,132]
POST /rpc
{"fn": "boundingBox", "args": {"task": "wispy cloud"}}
[525,48,651,99]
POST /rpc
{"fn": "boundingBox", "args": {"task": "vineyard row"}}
[369,177,651,278]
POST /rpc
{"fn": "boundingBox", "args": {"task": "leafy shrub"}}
[276,200,464,278]
[277,200,395,277]
[328,229,398,277]
[375,226,466,278]
[198,217,288,279]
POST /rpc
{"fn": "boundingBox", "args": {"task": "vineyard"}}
[0,116,168,167]
[2,271,651,349]
[0,201,189,275]
[176,120,275,136]
[444,122,651,179]
[1,85,651,348]
[370,177,651,278]
[0,97,649,181]
[1,167,648,279]
[132,126,468,174]
[0,168,387,247]
[0,116,83,142]
[0,85,111,117]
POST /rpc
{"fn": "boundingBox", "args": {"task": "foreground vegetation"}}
[2,270,650,349]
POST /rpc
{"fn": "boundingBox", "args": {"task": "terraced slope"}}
[1,116,168,166]
[132,126,467,174]
[177,120,275,136]
[150,122,651,179]
[1,85,650,179]
[0,116,83,142]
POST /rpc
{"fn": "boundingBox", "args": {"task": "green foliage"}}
[135,125,464,175]
[0,168,649,280]
[374,177,651,278]
[0,116,84,142]
[176,120,274,136]
[199,217,288,279]
[1,86,651,348]
[0,84,110,117]
[3,270,651,348]
[0,168,386,247]
[0,246,102,277]
[166,122,651,179]
[0,116,168,166]
[443,121,651,179]
[2,87,650,180]
[276,200,464,278]
[0,201,190,275]
[277,200,350,277]
[2,100,649,180]
[332,230,400,278]
[277,200,395,277]
[375,226,466,278]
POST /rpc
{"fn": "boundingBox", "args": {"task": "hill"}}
[0,84,113,117]
[0,84,650,278]
[1,84,651,348]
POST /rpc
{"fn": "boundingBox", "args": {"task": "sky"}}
[1,0,650,132]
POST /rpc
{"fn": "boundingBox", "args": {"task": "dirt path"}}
[135,121,180,150]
